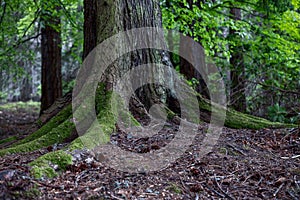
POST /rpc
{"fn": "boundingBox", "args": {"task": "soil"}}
[0,107,299,199]
[0,106,39,148]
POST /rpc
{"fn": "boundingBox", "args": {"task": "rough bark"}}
[96,0,172,109]
[40,3,62,114]
[83,0,97,60]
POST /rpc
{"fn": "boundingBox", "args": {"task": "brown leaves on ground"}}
[0,109,299,199]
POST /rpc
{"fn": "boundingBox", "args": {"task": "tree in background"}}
[0,0,83,103]
[40,1,62,113]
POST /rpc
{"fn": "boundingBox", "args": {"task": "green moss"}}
[36,119,43,127]
[72,83,139,149]
[224,107,295,129]
[29,150,72,178]
[166,183,182,194]
[29,86,128,178]
[0,136,17,145]
[112,93,140,127]
[219,147,227,154]
[12,104,72,147]
[10,187,41,200]
[290,168,300,175]
[68,138,84,151]
[0,115,74,156]
[196,93,295,129]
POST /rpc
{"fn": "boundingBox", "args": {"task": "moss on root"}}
[29,150,72,178]
[0,119,74,156]
[197,94,295,129]
[224,108,293,129]
[12,105,72,147]
[29,86,140,178]
[3,86,294,178]
[0,136,18,145]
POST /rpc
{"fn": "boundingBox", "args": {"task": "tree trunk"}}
[83,0,97,60]
[229,8,247,112]
[95,0,173,109]
[40,3,62,114]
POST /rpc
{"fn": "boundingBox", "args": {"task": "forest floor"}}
[0,103,299,199]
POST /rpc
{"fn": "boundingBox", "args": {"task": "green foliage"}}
[0,0,83,101]
[187,78,199,90]
[267,104,287,123]
[0,92,8,102]
[290,113,300,124]
[161,0,300,118]
[0,101,40,112]
[62,79,75,94]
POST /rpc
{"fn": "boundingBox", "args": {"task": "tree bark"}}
[95,0,173,109]
[40,3,62,114]
[83,0,97,60]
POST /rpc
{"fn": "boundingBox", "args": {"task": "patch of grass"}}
[0,101,40,112]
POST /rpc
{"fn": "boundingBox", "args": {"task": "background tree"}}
[40,1,62,113]
[0,0,83,103]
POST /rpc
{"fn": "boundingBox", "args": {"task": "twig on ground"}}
[214,174,235,200]
[273,182,284,197]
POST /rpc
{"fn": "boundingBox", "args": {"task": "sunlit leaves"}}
[276,10,300,41]
[161,0,299,119]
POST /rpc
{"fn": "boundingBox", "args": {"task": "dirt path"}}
[0,107,299,199]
